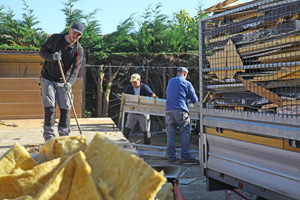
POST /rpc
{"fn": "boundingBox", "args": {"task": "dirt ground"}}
[129,132,257,200]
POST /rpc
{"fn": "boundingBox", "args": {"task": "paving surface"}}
[0,118,256,200]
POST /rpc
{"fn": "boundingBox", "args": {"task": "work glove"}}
[52,52,62,61]
[63,82,72,92]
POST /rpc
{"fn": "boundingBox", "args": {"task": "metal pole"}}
[57,60,82,135]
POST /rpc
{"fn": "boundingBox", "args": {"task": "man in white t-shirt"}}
[123,73,156,144]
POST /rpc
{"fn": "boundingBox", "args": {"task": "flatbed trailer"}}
[198,0,300,199]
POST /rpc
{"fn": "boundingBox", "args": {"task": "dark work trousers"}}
[40,77,72,141]
[165,109,191,161]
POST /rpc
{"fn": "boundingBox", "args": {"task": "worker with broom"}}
[39,22,85,142]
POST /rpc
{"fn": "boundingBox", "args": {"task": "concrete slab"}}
[0,117,133,156]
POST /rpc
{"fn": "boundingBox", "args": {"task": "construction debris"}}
[202,0,300,115]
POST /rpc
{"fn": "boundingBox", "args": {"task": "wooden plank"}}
[262,79,300,89]
[237,35,300,54]
[0,91,82,103]
[0,64,19,77]
[252,65,300,82]
[0,103,44,116]
[19,64,42,77]
[0,78,40,90]
[237,76,284,106]
[0,54,43,63]
[233,11,264,23]
[206,127,284,149]
[205,0,238,13]
[0,78,82,90]
[280,70,300,80]
[0,63,42,77]
[261,100,300,110]
[0,102,81,119]
[211,0,261,13]
[258,50,300,63]
[207,29,261,44]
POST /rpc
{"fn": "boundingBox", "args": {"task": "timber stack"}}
[202,0,300,116]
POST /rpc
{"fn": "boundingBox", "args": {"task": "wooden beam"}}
[211,0,262,14]
[237,76,284,106]
[261,100,300,110]
[258,50,300,63]
[237,35,300,54]
[205,0,239,13]
[206,29,260,44]
[252,65,300,82]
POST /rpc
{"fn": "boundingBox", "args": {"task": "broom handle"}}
[57,59,82,135]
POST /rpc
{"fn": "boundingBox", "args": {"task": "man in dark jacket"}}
[39,22,84,142]
[123,73,156,144]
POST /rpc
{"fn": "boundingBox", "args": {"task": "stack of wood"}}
[202,0,300,115]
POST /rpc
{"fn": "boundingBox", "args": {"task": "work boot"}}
[123,127,131,139]
[143,131,151,145]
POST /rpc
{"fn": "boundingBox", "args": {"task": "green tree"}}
[80,9,103,57]
[0,8,22,46]
[101,15,137,54]
[60,0,83,33]
[0,0,46,49]
[136,3,169,53]
[19,0,47,47]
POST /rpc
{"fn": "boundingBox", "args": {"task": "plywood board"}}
[207,40,244,79]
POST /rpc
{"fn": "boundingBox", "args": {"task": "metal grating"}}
[199,0,300,118]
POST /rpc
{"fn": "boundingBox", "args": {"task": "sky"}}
[1,0,249,35]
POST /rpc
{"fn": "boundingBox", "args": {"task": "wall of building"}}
[0,52,82,119]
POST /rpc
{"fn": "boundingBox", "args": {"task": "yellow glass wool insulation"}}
[0,156,67,199]
[34,151,103,200]
[37,135,87,163]
[0,143,36,175]
[84,132,167,200]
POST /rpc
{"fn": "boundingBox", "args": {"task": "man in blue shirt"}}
[165,67,198,164]
[123,73,156,144]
